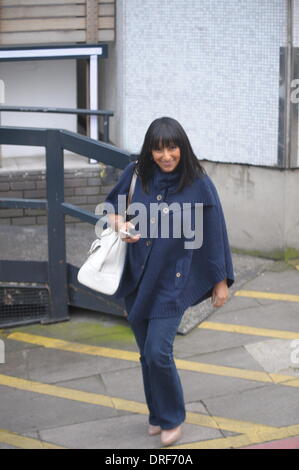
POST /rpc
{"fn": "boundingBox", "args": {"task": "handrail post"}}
[89,54,99,140]
[44,129,69,323]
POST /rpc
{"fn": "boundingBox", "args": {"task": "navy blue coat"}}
[104,161,235,324]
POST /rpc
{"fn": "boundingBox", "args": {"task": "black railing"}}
[0,126,132,327]
[0,105,113,143]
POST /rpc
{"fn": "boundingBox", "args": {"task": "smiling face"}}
[151,142,181,173]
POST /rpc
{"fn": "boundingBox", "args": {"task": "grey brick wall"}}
[0,165,121,226]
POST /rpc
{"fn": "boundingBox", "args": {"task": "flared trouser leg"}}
[129,315,186,430]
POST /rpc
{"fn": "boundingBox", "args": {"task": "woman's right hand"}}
[119,221,141,243]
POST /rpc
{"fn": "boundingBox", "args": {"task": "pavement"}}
[0,248,299,449]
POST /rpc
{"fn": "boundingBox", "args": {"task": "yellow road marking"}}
[0,373,276,436]
[7,331,139,362]
[169,433,251,449]
[170,423,299,450]
[199,321,299,340]
[1,373,298,450]
[185,411,274,436]
[235,289,299,302]
[7,332,299,388]
[176,357,273,382]
[0,429,65,449]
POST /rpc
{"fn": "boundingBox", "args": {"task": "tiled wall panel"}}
[120,0,287,166]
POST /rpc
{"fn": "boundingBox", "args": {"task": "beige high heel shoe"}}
[148,425,162,436]
[160,425,182,446]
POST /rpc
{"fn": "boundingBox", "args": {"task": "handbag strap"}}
[125,163,137,220]
[127,164,137,207]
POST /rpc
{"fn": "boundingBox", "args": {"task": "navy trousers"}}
[128,315,186,430]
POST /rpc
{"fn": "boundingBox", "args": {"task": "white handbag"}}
[77,165,137,295]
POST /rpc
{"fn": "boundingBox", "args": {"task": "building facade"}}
[0,0,299,255]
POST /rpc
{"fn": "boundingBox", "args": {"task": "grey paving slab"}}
[174,327,268,358]
[99,357,268,414]
[181,345,267,372]
[180,368,267,403]
[185,401,210,415]
[203,383,299,428]
[241,269,299,296]
[0,225,94,265]
[210,299,299,332]
[245,338,299,376]
[101,359,266,406]
[55,375,107,395]
[38,413,223,449]
[54,375,138,420]
[0,385,118,434]
[184,402,237,440]
[0,332,139,384]
[24,345,138,384]
[101,366,148,404]
[290,302,299,316]
[0,349,29,379]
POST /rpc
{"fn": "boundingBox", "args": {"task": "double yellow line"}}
[0,322,298,449]
[1,287,299,449]
[6,330,299,387]
[0,370,284,450]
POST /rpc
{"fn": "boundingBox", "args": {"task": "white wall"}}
[98,1,299,253]
[99,0,125,149]
[0,59,77,158]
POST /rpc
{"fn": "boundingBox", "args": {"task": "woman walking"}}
[104,117,234,446]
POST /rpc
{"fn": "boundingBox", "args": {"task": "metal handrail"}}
[0,125,131,325]
[0,105,114,143]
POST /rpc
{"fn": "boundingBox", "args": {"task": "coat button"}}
[156,194,162,201]
[146,240,152,246]
[162,207,169,214]
[176,272,181,277]
[150,217,156,224]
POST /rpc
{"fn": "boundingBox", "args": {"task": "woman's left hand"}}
[211,279,229,308]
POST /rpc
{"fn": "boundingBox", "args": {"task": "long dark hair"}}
[135,117,206,194]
